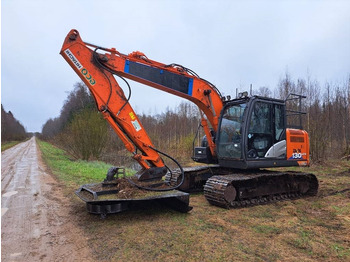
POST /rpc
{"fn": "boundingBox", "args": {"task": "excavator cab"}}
[194,95,309,169]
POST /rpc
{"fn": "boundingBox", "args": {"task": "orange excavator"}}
[60,29,318,216]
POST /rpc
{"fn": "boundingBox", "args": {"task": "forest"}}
[1,105,28,142]
[40,73,350,166]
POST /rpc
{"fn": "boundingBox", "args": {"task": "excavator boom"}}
[61,29,223,170]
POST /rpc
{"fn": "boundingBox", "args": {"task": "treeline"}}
[1,105,27,142]
[274,73,350,160]
[41,73,349,166]
[41,83,108,160]
[138,102,200,162]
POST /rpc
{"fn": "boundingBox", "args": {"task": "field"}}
[38,140,350,261]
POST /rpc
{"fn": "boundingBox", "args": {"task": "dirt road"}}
[1,137,92,261]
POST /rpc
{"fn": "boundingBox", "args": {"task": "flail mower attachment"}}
[75,167,192,218]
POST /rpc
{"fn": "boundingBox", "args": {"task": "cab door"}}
[216,102,248,160]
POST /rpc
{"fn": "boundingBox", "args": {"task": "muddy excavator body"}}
[60,29,318,216]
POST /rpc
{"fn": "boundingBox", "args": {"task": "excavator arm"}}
[60,29,223,179]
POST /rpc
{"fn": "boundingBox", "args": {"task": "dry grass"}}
[63,160,350,262]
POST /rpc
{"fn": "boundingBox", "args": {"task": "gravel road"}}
[1,137,92,261]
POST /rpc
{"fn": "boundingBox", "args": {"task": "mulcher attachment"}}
[75,167,192,218]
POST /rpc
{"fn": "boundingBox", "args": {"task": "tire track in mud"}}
[1,137,93,261]
[1,141,32,195]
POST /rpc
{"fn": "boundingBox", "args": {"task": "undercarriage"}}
[165,165,318,208]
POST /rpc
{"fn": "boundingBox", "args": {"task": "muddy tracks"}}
[1,138,92,261]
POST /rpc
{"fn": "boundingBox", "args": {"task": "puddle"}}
[1,208,9,216]
[10,253,22,257]
[33,228,41,238]
[2,191,18,197]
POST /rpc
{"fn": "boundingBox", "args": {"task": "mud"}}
[1,137,93,261]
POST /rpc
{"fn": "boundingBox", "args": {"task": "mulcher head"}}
[75,183,192,217]
[75,181,192,217]
[75,166,191,217]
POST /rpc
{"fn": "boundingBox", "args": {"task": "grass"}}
[37,139,134,188]
[38,140,350,261]
[1,140,25,151]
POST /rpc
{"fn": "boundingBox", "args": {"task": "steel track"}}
[166,166,318,208]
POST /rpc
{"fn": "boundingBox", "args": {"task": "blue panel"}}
[188,78,193,96]
[126,60,191,95]
[124,60,130,73]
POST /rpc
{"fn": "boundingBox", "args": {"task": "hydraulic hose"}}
[127,146,185,192]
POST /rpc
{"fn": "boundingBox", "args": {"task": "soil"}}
[79,178,175,201]
[86,179,147,199]
[1,137,93,261]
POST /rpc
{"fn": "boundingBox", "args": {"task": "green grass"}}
[37,139,134,188]
[252,225,282,235]
[1,140,24,151]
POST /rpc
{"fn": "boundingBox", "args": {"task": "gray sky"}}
[2,0,350,132]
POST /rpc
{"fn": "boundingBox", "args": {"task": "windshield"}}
[217,103,247,159]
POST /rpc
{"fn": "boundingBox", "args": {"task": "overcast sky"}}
[2,0,350,132]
